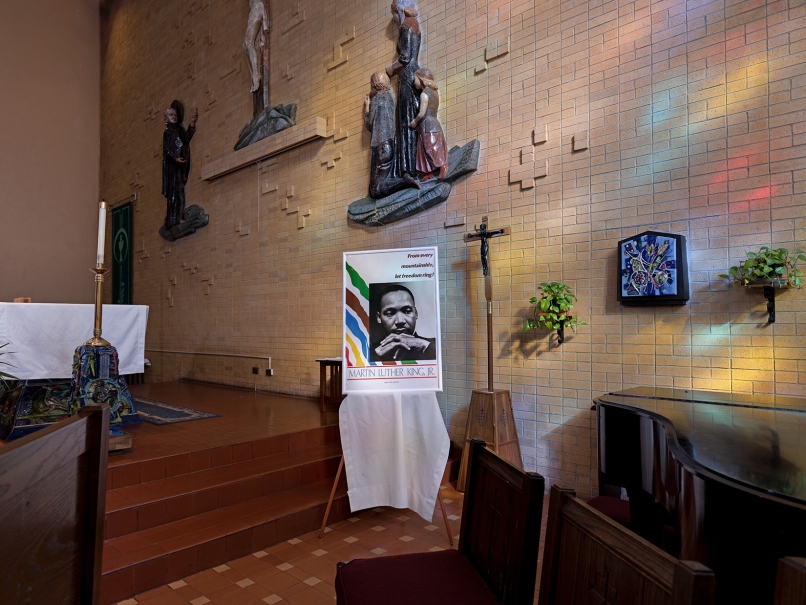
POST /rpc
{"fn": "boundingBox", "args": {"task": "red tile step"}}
[105,443,343,539]
[100,475,350,605]
[107,424,340,491]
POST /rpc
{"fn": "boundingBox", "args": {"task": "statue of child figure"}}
[409,68,448,180]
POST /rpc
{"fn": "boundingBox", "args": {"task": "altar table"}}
[0,303,148,379]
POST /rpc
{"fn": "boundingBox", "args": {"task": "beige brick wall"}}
[101,0,806,498]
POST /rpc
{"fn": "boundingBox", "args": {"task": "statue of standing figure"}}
[162,101,197,230]
[364,72,420,198]
[409,68,448,180]
[159,100,209,242]
[386,2,421,181]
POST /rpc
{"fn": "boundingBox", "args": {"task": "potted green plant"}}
[719,246,805,324]
[524,282,587,345]
[719,246,805,288]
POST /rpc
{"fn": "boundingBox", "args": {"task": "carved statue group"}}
[153,0,478,235]
[364,3,448,199]
[351,1,479,226]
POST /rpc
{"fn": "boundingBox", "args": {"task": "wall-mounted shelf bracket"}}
[763,286,776,323]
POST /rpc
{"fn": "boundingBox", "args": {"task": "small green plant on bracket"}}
[719,246,805,288]
[524,282,586,345]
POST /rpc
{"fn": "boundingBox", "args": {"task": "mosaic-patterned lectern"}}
[71,344,139,444]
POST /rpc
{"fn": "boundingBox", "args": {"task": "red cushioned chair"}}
[586,495,631,527]
[335,439,545,605]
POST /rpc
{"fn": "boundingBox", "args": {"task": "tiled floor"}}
[114,381,339,467]
[117,484,550,605]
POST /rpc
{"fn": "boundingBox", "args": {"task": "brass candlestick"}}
[84,264,111,347]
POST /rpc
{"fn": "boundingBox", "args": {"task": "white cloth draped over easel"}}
[339,391,450,522]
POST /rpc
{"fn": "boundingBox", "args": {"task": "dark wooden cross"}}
[465,216,510,392]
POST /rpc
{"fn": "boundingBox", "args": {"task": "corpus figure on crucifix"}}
[469,219,507,280]
[234,0,297,151]
[243,0,269,94]
[479,222,490,276]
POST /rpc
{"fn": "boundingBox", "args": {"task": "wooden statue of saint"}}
[364,72,419,198]
[162,101,197,230]
[409,68,448,180]
[159,100,209,242]
[386,1,421,180]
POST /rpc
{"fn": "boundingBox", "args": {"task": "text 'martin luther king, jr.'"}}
[370,284,436,362]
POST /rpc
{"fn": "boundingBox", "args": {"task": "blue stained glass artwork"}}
[621,233,678,297]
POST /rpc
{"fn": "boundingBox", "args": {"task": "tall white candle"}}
[96,201,107,266]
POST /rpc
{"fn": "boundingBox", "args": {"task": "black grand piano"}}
[595,387,806,604]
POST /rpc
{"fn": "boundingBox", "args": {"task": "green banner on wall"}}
[112,202,132,305]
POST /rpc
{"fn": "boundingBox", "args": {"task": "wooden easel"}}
[319,455,454,546]
[457,217,523,492]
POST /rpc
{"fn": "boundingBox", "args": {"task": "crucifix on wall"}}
[235,0,297,151]
[244,0,271,119]
[457,216,523,492]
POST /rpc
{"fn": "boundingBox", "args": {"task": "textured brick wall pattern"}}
[101,0,806,498]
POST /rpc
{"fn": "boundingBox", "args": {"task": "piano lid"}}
[595,387,806,505]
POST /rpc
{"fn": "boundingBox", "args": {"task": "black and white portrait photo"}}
[369,281,437,361]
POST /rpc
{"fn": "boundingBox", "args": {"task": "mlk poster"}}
[343,247,442,393]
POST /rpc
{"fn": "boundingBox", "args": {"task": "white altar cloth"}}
[0,303,149,379]
[339,391,450,521]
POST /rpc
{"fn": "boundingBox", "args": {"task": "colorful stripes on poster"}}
[344,262,370,366]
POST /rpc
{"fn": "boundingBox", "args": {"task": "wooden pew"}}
[776,557,806,605]
[539,485,715,605]
[335,439,545,605]
[0,405,109,605]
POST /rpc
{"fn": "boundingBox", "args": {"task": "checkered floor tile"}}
[116,484,550,605]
